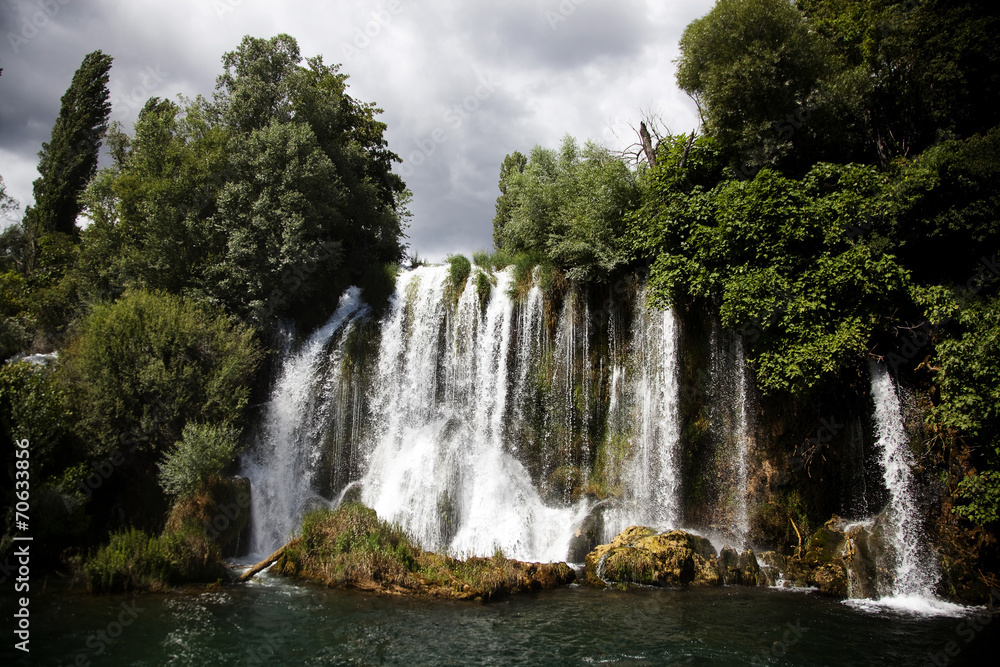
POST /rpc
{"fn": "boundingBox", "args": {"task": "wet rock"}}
[720,546,764,586]
[566,510,604,563]
[585,526,767,589]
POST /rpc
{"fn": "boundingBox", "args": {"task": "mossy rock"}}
[166,476,251,556]
[719,546,764,586]
[803,517,847,564]
[585,526,724,588]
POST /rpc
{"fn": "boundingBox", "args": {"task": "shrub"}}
[446,254,471,293]
[158,423,240,498]
[62,290,262,458]
[83,525,227,593]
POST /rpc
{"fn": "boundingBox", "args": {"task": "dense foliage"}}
[493,136,641,282]
[62,290,261,459]
[81,34,409,324]
[489,1,1000,532]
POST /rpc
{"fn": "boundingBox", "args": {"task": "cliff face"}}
[243,268,997,604]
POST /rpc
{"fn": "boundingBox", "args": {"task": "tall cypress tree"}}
[24,50,113,238]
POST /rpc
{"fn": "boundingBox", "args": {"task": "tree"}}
[0,175,18,224]
[80,35,409,324]
[62,290,262,459]
[798,0,1000,161]
[493,151,527,249]
[24,51,113,238]
[211,34,409,322]
[492,136,641,282]
[676,0,847,174]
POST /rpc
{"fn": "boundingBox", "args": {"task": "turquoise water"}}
[3,574,997,665]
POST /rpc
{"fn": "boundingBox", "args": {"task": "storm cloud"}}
[0,0,713,260]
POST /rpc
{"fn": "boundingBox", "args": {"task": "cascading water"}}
[244,268,687,563]
[359,266,590,562]
[869,363,939,596]
[704,325,753,549]
[850,363,964,615]
[602,289,682,540]
[243,288,369,555]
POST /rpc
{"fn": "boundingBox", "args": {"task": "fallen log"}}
[238,543,290,582]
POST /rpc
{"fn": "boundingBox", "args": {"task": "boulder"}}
[585,526,766,588]
[719,546,765,586]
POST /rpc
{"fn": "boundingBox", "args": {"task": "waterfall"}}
[704,325,752,549]
[602,288,682,540]
[847,363,967,615]
[244,267,685,563]
[359,266,590,562]
[243,287,369,555]
[869,363,939,597]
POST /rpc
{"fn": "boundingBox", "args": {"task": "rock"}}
[812,562,849,597]
[719,546,765,586]
[585,526,739,588]
[566,509,604,563]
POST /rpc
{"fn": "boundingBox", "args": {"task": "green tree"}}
[677,0,837,174]
[80,35,409,324]
[62,290,262,459]
[493,136,641,282]
[24,51,113,238]
[798,0,1000,161]
[493,151,527,248]
[78,98,230,303]
[0,175,18,224]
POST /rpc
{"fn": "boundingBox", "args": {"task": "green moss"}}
[274,504,575,600]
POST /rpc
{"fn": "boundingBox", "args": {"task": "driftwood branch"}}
[238,543,290,582]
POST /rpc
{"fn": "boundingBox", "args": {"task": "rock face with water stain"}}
[584,526,764,588]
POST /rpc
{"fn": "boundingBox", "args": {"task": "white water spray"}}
[360,266,589,562]
[857,362,965,616]
[603,290,682,539]
[243,288,369,555]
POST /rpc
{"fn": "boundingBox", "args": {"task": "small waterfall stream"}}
[243,288,369,555]
[845,363,965,615]
[602,293,682,540]
[868,363,940,599]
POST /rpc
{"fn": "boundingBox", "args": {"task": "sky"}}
[0,0,715,262]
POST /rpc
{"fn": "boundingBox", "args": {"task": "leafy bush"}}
[158,422,240,498]
[62,290,262,458]
[446,254,471,298]
[635,162,910,393]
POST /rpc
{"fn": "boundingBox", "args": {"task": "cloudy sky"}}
[1,0,714,261]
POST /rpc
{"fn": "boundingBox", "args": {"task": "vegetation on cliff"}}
[270,503,575,601]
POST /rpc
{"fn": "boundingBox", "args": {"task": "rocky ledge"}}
[584,526,765,588]
[242,503,575,601]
